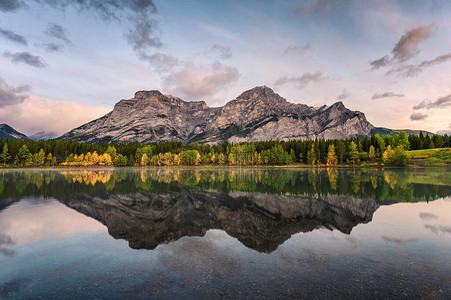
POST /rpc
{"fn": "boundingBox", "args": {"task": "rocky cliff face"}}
[60,190,379,253]
[59,86,374,144]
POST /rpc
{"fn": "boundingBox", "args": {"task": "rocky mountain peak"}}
[331,101,345,109]
[0,123,29,140]
[59,86,374,144]
[133,90,165,101]
[237,86,277,99]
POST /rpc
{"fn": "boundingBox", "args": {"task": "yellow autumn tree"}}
[326,145,338,166]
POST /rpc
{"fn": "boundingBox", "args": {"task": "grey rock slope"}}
[0,123,29,140]
[60,86,374,144]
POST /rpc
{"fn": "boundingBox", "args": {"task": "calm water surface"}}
[0,167,450,299]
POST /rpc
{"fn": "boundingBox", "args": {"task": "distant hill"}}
[371,127,434,137]
[29,131,59,141]
[0,124,29,140]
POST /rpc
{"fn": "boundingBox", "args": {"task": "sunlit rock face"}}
[60,190,379,253]
[59,86,374,144]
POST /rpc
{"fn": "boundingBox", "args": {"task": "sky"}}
[0,0,450,136]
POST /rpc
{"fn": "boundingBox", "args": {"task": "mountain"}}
[371,127,434,137]
[59,86,374,144]
[29,131,59,141]
[0,123,29,140]
[60,190,378,253]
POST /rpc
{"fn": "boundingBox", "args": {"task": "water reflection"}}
[0,168,450,253]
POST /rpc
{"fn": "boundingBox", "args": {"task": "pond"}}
[0,167,450,299]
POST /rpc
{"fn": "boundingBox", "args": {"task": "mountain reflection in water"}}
[1,168,450,253]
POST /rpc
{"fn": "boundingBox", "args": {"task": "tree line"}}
[2,169,450,203]
[0,132,450,167]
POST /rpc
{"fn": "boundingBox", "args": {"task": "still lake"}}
[0,167,450,299]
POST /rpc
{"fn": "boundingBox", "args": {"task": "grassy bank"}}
[407,148,451,166]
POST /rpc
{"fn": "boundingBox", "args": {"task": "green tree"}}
[390,146,409,166]
[348,141,359,165]
[15,145,32,166]
[105,146,118,161]
[393,132,410,150]
[368,145,377,162]
[35,148,46,166]
[46,152,53,165]
[114,154,128,166]
[374,134,386,155]
[336,141,346,164]
[307,145,316,165]
[382,145,394,164]
[181,150,201,165]
[218,153,225,165]
[0,143,11,165]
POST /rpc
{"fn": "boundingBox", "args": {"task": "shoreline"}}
[0,163,449,170]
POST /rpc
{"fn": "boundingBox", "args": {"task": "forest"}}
[0,132,450,167]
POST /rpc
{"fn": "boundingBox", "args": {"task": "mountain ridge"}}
[59,86,375,144]
[0,124,29,140]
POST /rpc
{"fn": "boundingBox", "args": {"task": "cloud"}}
[0,26,27,45]
[386,64,421,77]
[410,112,428,121]
[387,52,451,77]
[274,71,326,88]
[163,61,240,100]
[211,44,232,59]
[41,42,64,53]
[35,0,156,19]
[0,0,25,12]
[45,23,71,44]
[337,88,350,100]
[3,51,47,68]
[0,233,16,257]
[125,19,162,54]
[291,0,341,17]
[283,44,311,56]
[391,25,431,62]
[437,124,451,135]
[370,25,431,70]
[424,224,451,235]
[7,0,160,61]
[371,92,404,100]
[419,212,438,221]
[419,52,451,68]
[0,95,110,136]
[139,53,179,72]
[369,55,390,70]
[412,94,451,110]
[0,77,30,107]
[198,23,236,40]
[382,236,416,245]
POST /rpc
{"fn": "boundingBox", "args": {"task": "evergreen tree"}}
[336,141,345,164]
[348,141,359,165]
[0,143,11,165]
[307,145,316,165]
[15,145,32,166]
